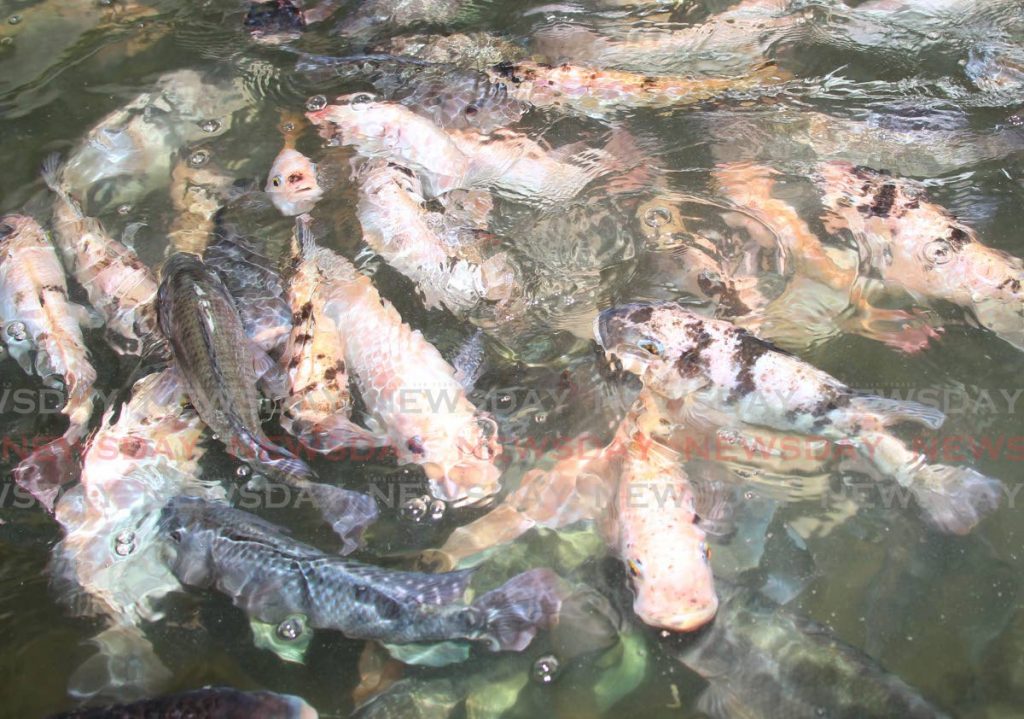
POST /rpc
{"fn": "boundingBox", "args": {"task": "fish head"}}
[245,0,305,45]
[595,302,707,398]
[415,412,503,507]
[305,93,391,148]
[0,214,38,245]
[266,148,323,216]
[626,520,718,632]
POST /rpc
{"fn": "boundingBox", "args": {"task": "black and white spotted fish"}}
[817,162,1024,353]
[595,301,1003,534]
[0,214,97,509]
[160,497,563,651]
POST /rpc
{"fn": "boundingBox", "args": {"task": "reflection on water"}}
[1,0,1023,716]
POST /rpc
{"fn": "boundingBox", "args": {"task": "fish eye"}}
[0,223,13,238]
[627,558,642,577]
[407,436,425,455]
[636,338,663,356]
[271,176,282,188]
[923,239,953,265]
[699,542,710,563]
[351,93,375,110]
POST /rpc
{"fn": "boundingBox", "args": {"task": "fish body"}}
[42,155,164,357]
[48,686,318,719]
[816,162,1024,352]
[613,436,717,631]
[204,216,293,353]
[280,218,382,452]
[291,231,502,505]
[161,497,562,650]
[0,214,97,508]
[307,94,616,202]
[487,61,790,118]
[357,162,516,312]
[168,151,234,255]
[595,302,1002,534]
[673,582,951,719]
[157,252,376,550]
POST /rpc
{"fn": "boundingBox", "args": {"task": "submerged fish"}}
[357,161,517,313]
[486,61,791,118]
[595,301,1003,534]
[204,212,293,353]
[52,369,220,699]
[612,434,717,631]
[816,162,1024,352]
[156,252,377,551]
[0,214,97,509]
[41,154,165,358]
[48,686,318,719]
[168,148,235,255]
[288,227,503,505]
[306,93,622,203]
[670,581,951,719]
[160,497,563,651]
[280,216,384,452]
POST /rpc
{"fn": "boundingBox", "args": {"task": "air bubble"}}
[277,616,305,641]
[401,495,429,522]
[644,206,673,228]
[306,95,327,112]
[199,119,221,133]
[8,15,21,25]
[236,465,251,478]
[531,655,560,684]
[5,321,27,342]
[117,204,132,216]
[428,499,446,522]
[189,149,210,167]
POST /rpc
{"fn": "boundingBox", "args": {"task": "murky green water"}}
[1,0,1023,717]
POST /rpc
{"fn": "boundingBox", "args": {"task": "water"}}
[1,0,1023,716]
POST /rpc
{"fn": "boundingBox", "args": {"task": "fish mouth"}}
[637,599,719,633]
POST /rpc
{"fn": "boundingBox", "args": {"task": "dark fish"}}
[47,686,317,718]
[160,497,563,650]
[204,212,293,354]
[669,581,951,719]
[156,253,377,552]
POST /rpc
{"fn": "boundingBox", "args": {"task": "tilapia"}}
[245,0,342,44]
[612,434,717,631]
[168,148,235,255]
[306,93,623,202]
[287,227,502,505]
[357,161,517,313]
[670,581,951,719]
[204,213,293,353]
[48,686,318,719]
[0,214,97,509]
[52,369,220,698]
[485,61,791,119]
[376,32,527,68]
[156,252,377,551]
[266,146,324,217]
[816,162,1024,352]
[60,70,247,213]
[595,301,1003,534]
[160,496,563,651]
[41,154,165,358]
[280,217,384,452]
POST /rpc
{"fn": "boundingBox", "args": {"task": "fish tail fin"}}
[67,625,171,700]
[474,568,565,652]
[295,213,317,259]
[846,395,946,430]
[41,152,65,194]
[292,415,384,454]
[12,439,81,512]
[909,462,1003,535]
[303,483,380,554]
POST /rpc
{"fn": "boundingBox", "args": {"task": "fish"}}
[334,0,474,36]
[204,212,293,354]
[266,147,324,217]
[47,686,318,719]
[0,214,98,510]
[356,161,518,313]
[41,154,165,358]
[611,433,718,631]
[279,216,385,452]
[245,0,343,44]
[816,162,1024,352]
[375,32,527,68]
[595,301,1003,534]
[306,93,623,203]
[159,496,563,651]
[288,226,503,506]
[669,580,952,719]
[60,70,247,213]
[156,252,377,551]
[51,368,220,699]
[168,148,235,255]
[485,61,791,119]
